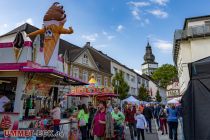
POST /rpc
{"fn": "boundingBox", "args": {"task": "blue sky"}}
[1,0,210,73]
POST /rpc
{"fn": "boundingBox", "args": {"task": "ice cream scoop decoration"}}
[27,2,73,65]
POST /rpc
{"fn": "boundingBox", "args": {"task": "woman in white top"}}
[50,104,61,134]
[135,110,147,140]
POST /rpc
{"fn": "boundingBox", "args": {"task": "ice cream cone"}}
[13,47,23,62]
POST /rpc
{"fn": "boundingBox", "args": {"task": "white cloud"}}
[116,25,124,32]
[16,18,33,27]
[148,9,168,18]
[150,0,169,6]
[153,39,172,52]
[128,1,150,7]
[0,24,9,35]
[3,24,8,28]
[82,33,98,42]
[102,31,108,35]
[134,69,142,75]
[132,9,141,20]
[128,1,150,21]
[102,30,115,40]
[107,35,115,40]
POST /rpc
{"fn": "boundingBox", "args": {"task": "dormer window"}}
[82,53,88,65]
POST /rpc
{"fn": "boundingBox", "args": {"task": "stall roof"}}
[0,61,88,86]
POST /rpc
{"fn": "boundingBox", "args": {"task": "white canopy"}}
[122,96,140,105]
[167,98,179,104]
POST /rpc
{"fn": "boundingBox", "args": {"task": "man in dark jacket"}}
[125,103,137,140]
[143,104,153,133]
[154,104,161,129]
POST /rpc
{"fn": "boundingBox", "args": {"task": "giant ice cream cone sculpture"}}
[27,2,73,65]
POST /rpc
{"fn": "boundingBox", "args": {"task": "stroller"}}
[113,122,125,140]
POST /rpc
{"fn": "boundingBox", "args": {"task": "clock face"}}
[149,64,158,68]
[142,64,158,69]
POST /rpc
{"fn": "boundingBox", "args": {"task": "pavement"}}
[59,118,184,140]
[156,119,184,140]
[125,119,159,140]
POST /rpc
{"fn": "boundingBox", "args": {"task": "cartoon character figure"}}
[27,2,73,65]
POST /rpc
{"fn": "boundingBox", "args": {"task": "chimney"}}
[86,42,90,47]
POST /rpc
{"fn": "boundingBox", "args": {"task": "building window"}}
[138,77,141,84]
[73,67,79,78]
[113,67,118,74]
[104,77,108,87]
[82,53,88,64]
[131,76,135,82]
[97,75,102,85]
[126,73,130,81]
[82,70,88,82]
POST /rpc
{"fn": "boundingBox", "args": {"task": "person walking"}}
[135,110,147,140]
[159,105,168,135]
[88,103,97,140]
[50,104,61,134]
[111,106,125,140]
[143,104,153,133]
[154,104,161,130]
[77,104,89,140]
[105,102,114,140]
[125,103,137,140]
[139,104,144,114]
[167,104,178,140]
[91,101,106,140]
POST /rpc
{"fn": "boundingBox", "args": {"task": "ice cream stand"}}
[0,2,87,133]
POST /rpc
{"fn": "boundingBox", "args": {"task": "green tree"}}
[112,71,129,100]
[155,90,162,102]
[138,84,151,101]
[152,64,178,88]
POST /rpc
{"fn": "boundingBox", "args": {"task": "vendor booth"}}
[182,56,210,140]
[67,74,118,105]
[0,2,87,134]
[122,96,141,105]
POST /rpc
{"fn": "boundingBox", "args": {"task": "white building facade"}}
[166,82,180,100]
[111,61,138,96]
[173,15,210,94]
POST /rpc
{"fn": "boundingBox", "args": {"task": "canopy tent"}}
[167,98,179,104]
[122,96,140,105]
[182,56,210,140]
[140,101,149,105]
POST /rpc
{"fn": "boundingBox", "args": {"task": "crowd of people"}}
[50,100,183,140]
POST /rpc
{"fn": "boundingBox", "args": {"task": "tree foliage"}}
[155,90,162,102]
[138,84,151,102]
[152,64,178,88]
[112,71,129,100]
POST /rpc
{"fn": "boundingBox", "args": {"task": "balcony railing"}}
[174,25,210,41]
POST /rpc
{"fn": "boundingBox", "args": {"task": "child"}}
[135,110,147,140]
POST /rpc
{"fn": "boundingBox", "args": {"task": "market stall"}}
[67,74,118,106]
[0,2,87,134]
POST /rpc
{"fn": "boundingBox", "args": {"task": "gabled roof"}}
[88,46,138,75]
[0,23,39,37]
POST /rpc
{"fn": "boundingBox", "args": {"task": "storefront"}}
[0,2,87,132]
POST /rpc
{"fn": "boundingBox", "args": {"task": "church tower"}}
[141,42,158,76]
